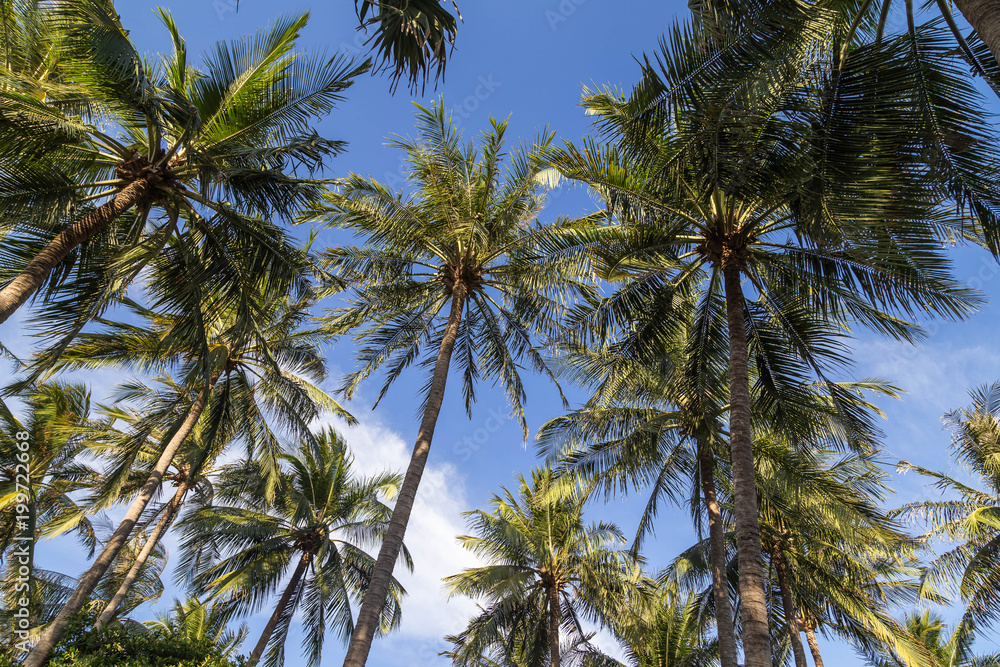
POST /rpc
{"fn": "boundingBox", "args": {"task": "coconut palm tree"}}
[667,439,930,666]
[144,597,249,661]
[537,281,896,666]
[23,233,353,667]
[90,395,230,630]
[547,15,981,665]
[0,382,98,648]
[575,589,719,667]
[445,468,641,667]
[178,427,408,667]
[352,0,461,92]
[868,611,1000,667]
[896,381,1000,646]
[305,100,597,667]
[0,2,365,336]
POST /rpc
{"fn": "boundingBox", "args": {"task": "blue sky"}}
[5,0,1000,665]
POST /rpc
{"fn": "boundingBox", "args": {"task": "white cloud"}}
[321,416,485,654]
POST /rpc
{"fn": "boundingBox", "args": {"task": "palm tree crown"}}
[445,468,641,667]
[179,427,409,667]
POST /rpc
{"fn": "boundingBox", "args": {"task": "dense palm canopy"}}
[898,382,1000,644]
[179,428,408,667]
[0,382,98,648]
[547,14,984,666]
[0,2,364,346]
[444,468,642,667]
[868,611,1000,667]
[5,2,1000,667]
[308,99,598,667]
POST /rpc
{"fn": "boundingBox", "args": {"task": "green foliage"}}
[308,99,599,437]
[178,428,406,667]
[40,616,247,667]
[445,467,642,666]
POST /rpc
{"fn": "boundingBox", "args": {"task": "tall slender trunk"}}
[696,434,738,667]
[24,376,214,667]
[342,284,467,667]
[952,0,1000,69]
[804,624,824,667]
[547,585,561,667]
[0,178,152,324]
[93,477,190,630]
[771,545,807,667]
[248,551,312,666]
[722,264,771,667]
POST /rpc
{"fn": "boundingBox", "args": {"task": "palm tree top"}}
[308,100,599,434]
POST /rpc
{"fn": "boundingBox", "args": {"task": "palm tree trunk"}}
[248,550,312,666]
[23,375,214,667]
[342,284,467,667]
[548,585,561,667]
[771,546,807,667]
[722,264,771,667]
[697,434,738,667]
[93,478,189,630]
[0,178,152,324]
[952,0,1000,68]
[804,625,824,667]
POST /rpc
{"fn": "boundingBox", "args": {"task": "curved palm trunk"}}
[722,265,772,667]
[342,284,467,667]
[803,624,824,667]
[952,0,1000,68]
[23,376,214,667]
[248,550,312,666]
[771,546,807,667]
[93,478,190,630]
[548,585,561,667]
[696,434,738,667]
[0,178,152,324]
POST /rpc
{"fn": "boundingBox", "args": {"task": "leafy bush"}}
[7,616,247,667]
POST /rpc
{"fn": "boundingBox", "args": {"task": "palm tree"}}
[144,597,249,661]
[576,589,719,667]
[445,468,641,667]
[0,2,364,334]
[548,16,981,665]
[668,439,930,666]
[234,0,460,92]
[306,100,597,667]
[90,396,229,629]
[896,381,1000,645]
[538,283,895,666]
[0,382,98,645]
[752,440,927,666]
[178,427,408,667]
[693,0,1000,101]
[868,611,1000,667]
[23,236,353,666]
[352,0,461,92]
